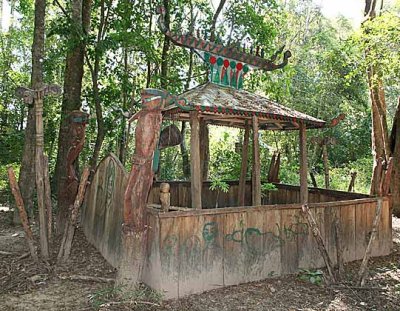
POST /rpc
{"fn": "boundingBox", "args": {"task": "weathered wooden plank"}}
[355,203,368,260]
[178,214,203,296]
[380,199,392,255]
[262,209,282,278]
[159,217,180,298]
[280,209,300,274]
[244,210,265,281]
[340,204,356,262]
[224,211,248,285]
[324,205,338,266]
[142,213,161,291]
[201,214,224,291]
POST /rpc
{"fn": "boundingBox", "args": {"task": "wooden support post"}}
[252,116,261,206]
[299,123,308,204]
[160,183,170,212]
[199,119,209,181]
[238,121,250,206]
[190,110,202,209]
[35,89,49,260]
[7,167,38,261]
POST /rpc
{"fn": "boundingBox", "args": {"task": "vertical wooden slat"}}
[190,111,202,209]
[263,209,282,277]
[178,215,203,296]
[324,205,338,266]
[202,214,224,291]
[224,211,247,285]
[299,123,308,204]
[252,116,261,206]
[238,122,250,206]
[280,209,299,274]
[380,199,392,255]
[245,210,265,281]
[159,217,180,298]
[340,204,356,262]
[355,203,368,260]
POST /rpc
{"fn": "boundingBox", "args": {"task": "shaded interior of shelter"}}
[147,180,371,210]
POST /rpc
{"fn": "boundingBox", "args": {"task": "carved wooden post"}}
[16,84,62,259]
[160,182,170,212]
[299,123,308,204]
[116,89,165,290]
[252,116,261,206]
[238,121,250,206]
[190,110,202,209]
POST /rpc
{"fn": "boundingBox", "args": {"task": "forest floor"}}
[0,209,400,311]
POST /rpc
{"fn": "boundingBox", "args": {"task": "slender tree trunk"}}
[363,0,390,196]
[390,98,400,216]
[180,121,190,178]
[160,0,170,88]
[54,0,92,234]
[19,0,47,221]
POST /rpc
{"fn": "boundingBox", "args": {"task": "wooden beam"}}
[299,123,308,204]
[238,121,250,206]
[252,116,261,206]
[190,111,202,209]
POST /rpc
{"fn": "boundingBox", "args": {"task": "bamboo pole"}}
[7,167,38,261]
[252,116,261,206]
[190,110,202,209]
[238,121,250,206]
[299,123,308,204]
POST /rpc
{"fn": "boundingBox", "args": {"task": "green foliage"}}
[298,269,324,285]
[210,178,230,193]
[261,182,277,192]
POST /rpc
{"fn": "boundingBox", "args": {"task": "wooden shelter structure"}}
[81,6,392,299]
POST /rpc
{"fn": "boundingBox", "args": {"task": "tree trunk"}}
[54,0,92,234]
[160,0,170,89]
[390,98,400,216]
[18,0,47,221]
[364,0,390,196]
[180,121,190,178]
[200,120,209,180]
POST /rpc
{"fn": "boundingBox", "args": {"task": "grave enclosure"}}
[82,154,392,298]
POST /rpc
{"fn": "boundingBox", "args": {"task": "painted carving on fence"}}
[105,160,116,210]
[160,216,309,274]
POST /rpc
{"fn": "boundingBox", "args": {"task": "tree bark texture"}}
[18,0,46,220]
[390,98,400,216]
[180,122,190,179]
[116,89,165,289]
[54,0,92,233]
[160,0,170,88]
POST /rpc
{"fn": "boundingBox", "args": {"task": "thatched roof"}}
[163,83,326,130]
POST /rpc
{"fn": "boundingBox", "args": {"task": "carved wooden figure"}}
[117,89,167,289]
[57,110,89,231]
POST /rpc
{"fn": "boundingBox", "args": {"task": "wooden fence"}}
[81,154,392,298]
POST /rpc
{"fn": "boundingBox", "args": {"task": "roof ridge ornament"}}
[156,6,291,90]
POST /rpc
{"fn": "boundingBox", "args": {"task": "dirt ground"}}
[0,209,399,311]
